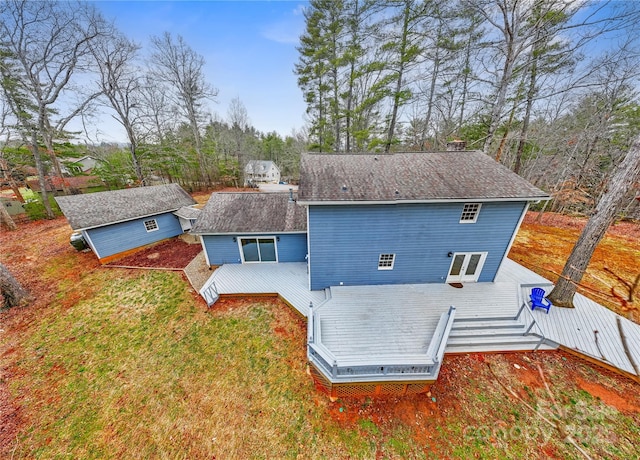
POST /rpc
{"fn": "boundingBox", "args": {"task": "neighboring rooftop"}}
[55,183,195,230]
[298,151,550,203]
[191,192,306,234]
[245,160,279,173]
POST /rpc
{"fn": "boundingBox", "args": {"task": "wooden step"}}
[451,319,525,331]
[445,341,556,353]
[449,327,530,339]
[445,335,545,352]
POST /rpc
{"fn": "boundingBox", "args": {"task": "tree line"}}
[296,0,640,217]
[0,0,639,224]
[0,0,305,222]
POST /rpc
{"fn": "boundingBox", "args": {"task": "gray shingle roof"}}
[55,183,196,230]
[191,192,306,234]
[298,151,550,203]
[173,206,201,220]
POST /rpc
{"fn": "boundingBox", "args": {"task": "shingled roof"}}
[191,192,306,234]
[298,151,549,203]
[55,183,196,230]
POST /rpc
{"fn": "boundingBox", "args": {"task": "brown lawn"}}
[510,212,640,323]
[0,212,639,459]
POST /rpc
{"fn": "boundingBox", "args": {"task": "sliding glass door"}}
[239,237,277,263]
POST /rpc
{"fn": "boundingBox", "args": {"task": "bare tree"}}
[227,96,250,162]
[90,33,145,184]
[0,1,109,198]
[149,32,218,186]
[0,91,25,204]
[548,134,640,308]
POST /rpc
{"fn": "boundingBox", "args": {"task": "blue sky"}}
[92,0,308,142]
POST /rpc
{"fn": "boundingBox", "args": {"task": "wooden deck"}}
[199,262,326,315]
[198,259,640,382]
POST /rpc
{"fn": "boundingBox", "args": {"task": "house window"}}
[460,203,482,223]
[239,237,277,263]
[378,253,395,270]
[144,219,159,232]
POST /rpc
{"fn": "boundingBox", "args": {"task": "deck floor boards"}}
[199,258,640,378]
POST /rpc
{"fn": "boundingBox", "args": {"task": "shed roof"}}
[173,206,201,220]
[298,151,550,203]
[55,183,195,230]
[191,192,306,234]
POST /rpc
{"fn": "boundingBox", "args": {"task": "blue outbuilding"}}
[55,183,196,263]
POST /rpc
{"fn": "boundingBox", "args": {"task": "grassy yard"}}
[1,216,639,459]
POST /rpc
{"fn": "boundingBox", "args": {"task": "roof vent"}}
[288,188,294,202]
[341,184,348,191]
[374,156,378,161]
[395,189,400,195]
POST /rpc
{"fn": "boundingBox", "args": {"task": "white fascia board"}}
[81,230,102,259]
[192,231,307,236]
[297,196,551,206]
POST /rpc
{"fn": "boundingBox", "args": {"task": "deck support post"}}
[307,302,314,344]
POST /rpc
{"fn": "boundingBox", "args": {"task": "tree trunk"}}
[548,134,640,308]
[30,128,55,219]
[0,201,16,230]
[0,263,28,308]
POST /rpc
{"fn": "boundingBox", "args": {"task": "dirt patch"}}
[524,211,640,240]
[576,377,640,414]
[106,238,202,269]
[512,212,640,322]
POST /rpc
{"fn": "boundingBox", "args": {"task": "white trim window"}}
[378,253,395,270]
[238,237,278,263]
[460,203,482,223]
[144,218,159,232]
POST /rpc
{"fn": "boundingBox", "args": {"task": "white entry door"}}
[446,252,487,283]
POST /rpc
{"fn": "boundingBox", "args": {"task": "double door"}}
[446,252,487,283]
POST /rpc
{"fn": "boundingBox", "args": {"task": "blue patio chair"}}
[530,287,552,313]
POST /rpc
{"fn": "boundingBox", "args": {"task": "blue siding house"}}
[298,151,549,291]
[193,151,549,291]
[55,184,196,263]
[191,192,307,266]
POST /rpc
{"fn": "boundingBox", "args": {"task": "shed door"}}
[446,252,487,283]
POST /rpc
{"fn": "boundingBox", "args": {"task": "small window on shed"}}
[378,253,395,270]
[144,219,159,232]
[460,203,481,223]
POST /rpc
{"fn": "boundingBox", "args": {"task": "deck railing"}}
[201,280,219,306]
[308,304,456,383]
[515,282,553,350]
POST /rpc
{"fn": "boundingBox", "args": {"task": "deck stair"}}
[446,314,553,353]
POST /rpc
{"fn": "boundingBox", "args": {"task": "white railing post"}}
[307,301,314,344]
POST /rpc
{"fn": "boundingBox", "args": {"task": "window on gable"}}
[378,253,395,270]
[144,219,159,232]
[460,203,482,223]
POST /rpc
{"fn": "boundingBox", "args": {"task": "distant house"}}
[244,160,281,186]
[27,175,106,194]
[1,197,26,217]
[55,184,196,263]
[191,192,306,266]
[195,151,549,290]
[60,156,99,175]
